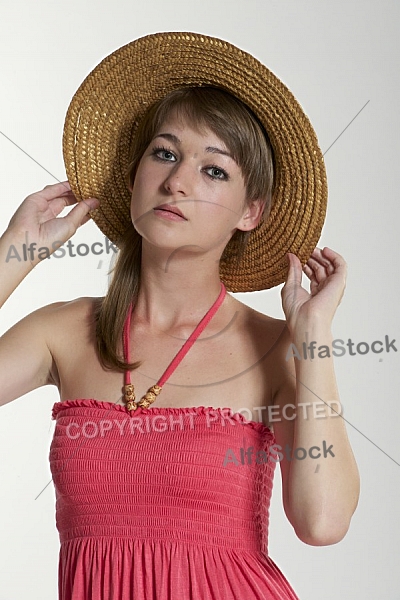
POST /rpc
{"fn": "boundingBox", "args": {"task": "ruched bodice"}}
[50,401,299,599]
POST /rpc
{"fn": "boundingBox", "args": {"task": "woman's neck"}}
[132,246,225,332]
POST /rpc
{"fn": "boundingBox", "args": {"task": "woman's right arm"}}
[0,181,99,407]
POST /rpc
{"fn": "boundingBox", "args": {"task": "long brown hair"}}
[95,87,275,372]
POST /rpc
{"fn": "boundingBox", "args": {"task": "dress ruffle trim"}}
[51,398,274,438]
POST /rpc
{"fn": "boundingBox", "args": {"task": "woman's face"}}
[130,112,262,260]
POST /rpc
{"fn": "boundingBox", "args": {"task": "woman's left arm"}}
[273,247,360,546]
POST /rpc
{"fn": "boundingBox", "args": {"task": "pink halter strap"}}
[123,281,227,388]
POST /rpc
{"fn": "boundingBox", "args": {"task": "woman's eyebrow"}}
[206,146,234,160]
[153,134,234,161]
[153,133,181,143]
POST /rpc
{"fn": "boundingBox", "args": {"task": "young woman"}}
[0,32,360,599]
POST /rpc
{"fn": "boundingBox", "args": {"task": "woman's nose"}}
[163,162,192,195]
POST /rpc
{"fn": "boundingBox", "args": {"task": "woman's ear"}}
[237,198,267,232]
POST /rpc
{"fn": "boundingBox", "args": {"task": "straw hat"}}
[62,31,327,292]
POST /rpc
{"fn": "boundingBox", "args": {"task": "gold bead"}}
[139,399,151,409]
[125,383,163,410]
[124,383,136,402]
[149,385,162,396]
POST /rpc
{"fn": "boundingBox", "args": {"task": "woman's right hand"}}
[5,181,100,264]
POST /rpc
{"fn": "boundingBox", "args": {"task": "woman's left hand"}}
[281,246,347,334]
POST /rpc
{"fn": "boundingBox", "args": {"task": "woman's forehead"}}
[154,110,230,150]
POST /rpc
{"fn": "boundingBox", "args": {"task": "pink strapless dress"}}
[49,283,300,598]
[49,401,299,599]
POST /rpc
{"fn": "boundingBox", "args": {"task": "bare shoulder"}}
[229,294,294,395]
[37,296,100,326]
[0,296,101,407]
[40,297,101,387]
[19,296,99,342]
[38,296,101,350]
[230,295,290,357]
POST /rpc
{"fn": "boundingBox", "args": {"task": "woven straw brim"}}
[63,31,327,292]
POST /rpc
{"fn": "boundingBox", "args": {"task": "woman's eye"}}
[205,166,229,181]
[152,147,176,162]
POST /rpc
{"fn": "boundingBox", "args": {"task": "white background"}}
[0,1,399,598]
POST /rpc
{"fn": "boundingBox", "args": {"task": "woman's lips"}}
[153,205,187,221]
[153,208,187,221]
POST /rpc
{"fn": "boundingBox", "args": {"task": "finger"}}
[61,197,99,230]
[321,247,347,271]
[41,192,79,219]
[308,246,341,278]
[313,249,347,281]
[47,192,96,218]
[35,181,72,201]
[51,190,78,207]
[284,252,302,288]
[310,248,344,279]
[310,247,332,267]
[77,213,93,227]
[302,263,316,281]
[306,256,328,283]
[309,278,321,297]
